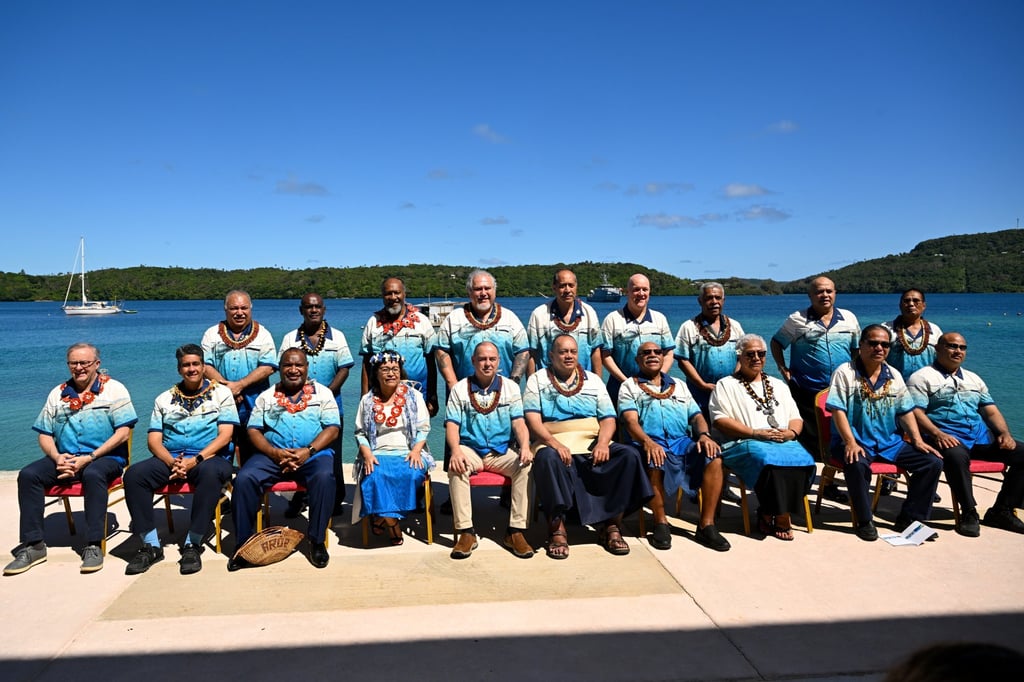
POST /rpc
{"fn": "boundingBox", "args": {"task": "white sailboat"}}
[62,237,123,315]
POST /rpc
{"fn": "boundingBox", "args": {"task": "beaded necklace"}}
[464,302,502,330]
[467,376,502,415]
[297,320,327,355]
[275,382,314,414]
[637,375,675,400]
[695,313,731,347]
[170,379,216,412]
[373,383,408,426]
[218,321,261,350]
[858,373,893,401]
[551,302,581,332]
[738,372,780,428]
[547,366,584,398]
[893,317,930,356]
[377,305,420,336]
[61,373,110,412]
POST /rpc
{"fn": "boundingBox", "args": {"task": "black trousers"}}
[124,456,233,540]
[18,456,124,545]
[940,441,1024,512]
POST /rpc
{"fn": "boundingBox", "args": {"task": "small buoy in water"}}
[987,322,992,326]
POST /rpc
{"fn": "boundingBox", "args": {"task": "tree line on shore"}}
[2,230,1021,301]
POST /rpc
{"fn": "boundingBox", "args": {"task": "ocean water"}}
[2,293,1021,471]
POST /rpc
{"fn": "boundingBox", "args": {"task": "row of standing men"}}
[5,270,1023,575]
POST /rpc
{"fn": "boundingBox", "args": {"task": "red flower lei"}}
[464,302,502,330]
[275,382,314,414]
[61,373,110,411]
[377,305,421,336]
[218,320,261,350]
[373,383,408,427]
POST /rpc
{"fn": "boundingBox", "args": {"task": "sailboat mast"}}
[79,237,88,304]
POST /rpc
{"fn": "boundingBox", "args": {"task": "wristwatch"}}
[307,445,317,456]
[194,455,204,463]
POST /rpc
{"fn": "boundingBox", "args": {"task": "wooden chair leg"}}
[738,484,751,536]
[803,495,813,533]
[163,495,175,534]
[424,478,433,545]
[62,498,77,536]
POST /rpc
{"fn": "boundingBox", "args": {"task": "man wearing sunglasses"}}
[908,332,1024,537]
[826,325,942,541]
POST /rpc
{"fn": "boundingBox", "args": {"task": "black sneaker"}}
[982,507,1024,534]
[956,508,981,538]
[855,521,878,542]
[126,545,164,575]
[695,524,731,552]
[179,544,203,574]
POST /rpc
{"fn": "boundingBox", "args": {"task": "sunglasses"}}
[638,348,661,356]
[865,340,891,349]
[743,350,767,359]
[944,343,968,351]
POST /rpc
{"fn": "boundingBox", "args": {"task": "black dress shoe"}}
[823,483,849,504]
[284,492,308,519]
[227,556,253,572]
[309,542,329,569]
[855,521,878,542]
[720,486,741,504]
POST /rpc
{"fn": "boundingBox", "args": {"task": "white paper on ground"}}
[879,520,935,546]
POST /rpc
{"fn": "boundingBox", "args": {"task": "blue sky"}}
[2,1,1021,282]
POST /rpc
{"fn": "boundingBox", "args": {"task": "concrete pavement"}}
[2,466,1022,681]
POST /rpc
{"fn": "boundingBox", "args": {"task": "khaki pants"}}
[448,445,532,531]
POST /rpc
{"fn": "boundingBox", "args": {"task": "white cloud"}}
[481,216,509,225]
[625,182,694,196]
[305,214,326,223]
[276,178,330,196]
[473,123,509,144]
[699,212,729,222]
[635,213,703,229]
[722,183,772,198]
[766,119,799,134]
[739,205,791,222]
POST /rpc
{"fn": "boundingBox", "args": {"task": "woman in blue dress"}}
[353,351,433,546]
[709,334,816,540]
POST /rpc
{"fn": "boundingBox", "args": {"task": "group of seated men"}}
[4,269,1023,576]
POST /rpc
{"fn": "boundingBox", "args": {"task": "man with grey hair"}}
[202,290,278,464]
[436,269,530,390]
[5,343,137,575]
[600,273,675,403]
[674,282,745,414]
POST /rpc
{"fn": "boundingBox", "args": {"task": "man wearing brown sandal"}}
[445,343,534,559]
[524,335,653,559]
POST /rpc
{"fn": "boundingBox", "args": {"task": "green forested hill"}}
[780,229,1024,293]
[3,230,1021,301]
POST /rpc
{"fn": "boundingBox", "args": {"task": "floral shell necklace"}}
[373,383,408,426]
[171,379,217,412]
[61,373,110,411]
[637,374,676,400]
[738,372,780,428]
[218,320,261,350]
[464,302,502,330]
[468,376,502,415]
[377,305,421,336]
[275,381,315,414]
[547,366,585,398]
[695,313,731,347]
[297,321,327,355]
[893,316,930,356]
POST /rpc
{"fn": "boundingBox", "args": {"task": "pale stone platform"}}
[2,466,1022,682]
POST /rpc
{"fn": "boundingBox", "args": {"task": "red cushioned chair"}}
[258,480,329,545]
[44,433,132,555]
[813,389,908,525]
[950,459,1008,524]
[153,479,231,554]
